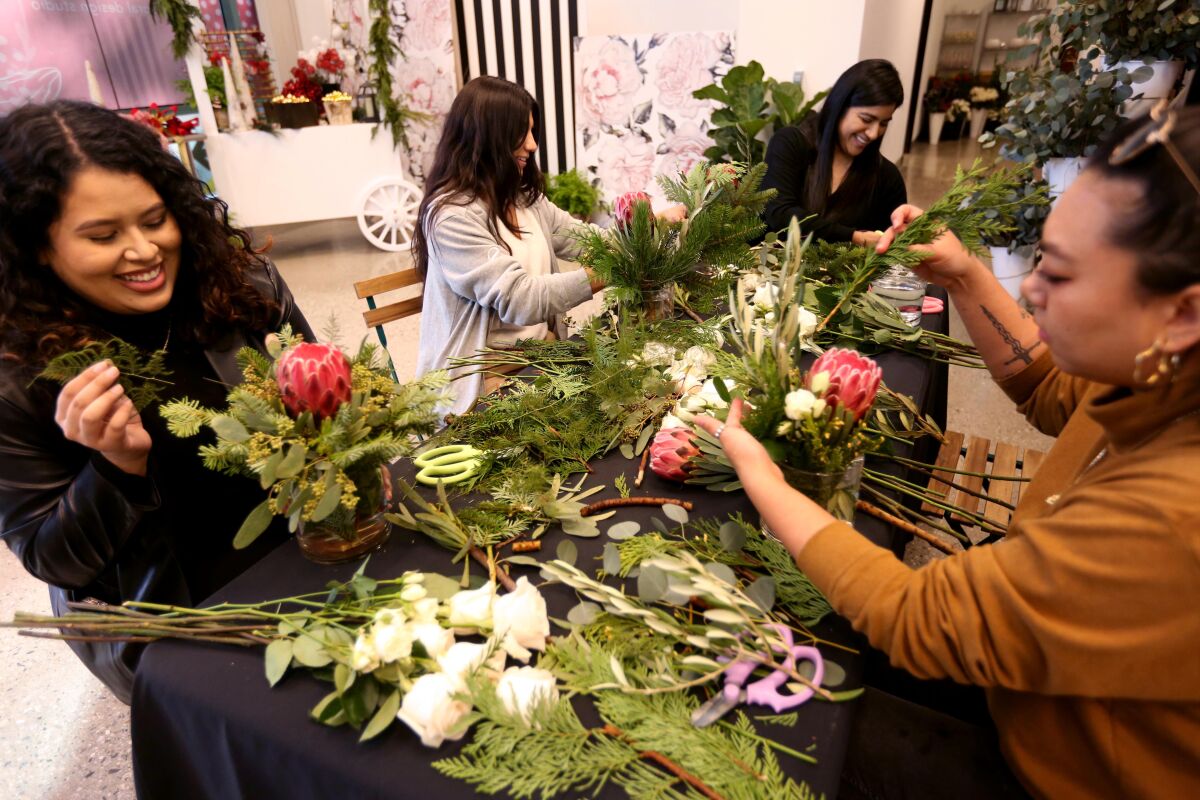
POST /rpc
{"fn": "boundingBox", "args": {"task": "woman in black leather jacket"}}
[0,101,314,702]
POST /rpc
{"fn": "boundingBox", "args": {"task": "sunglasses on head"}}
[1109,99,1200,196]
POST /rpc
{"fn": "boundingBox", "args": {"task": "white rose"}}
[495,666,560,725]
[784,389,818,420]
[412,622,455,660]
[372,617,414,664]
[640,341,676,367]
[410,597,441,625]
[797,308,818,340]
[437,641,507,689]
[660,412,688,429]
[697,378,731,408]
[809,371,831,395]
[752,283,779,310]
[447,582,495,629]
[401,583,428,602]
[741,273,762,292]
[491,577,550,662]
[397,672,472,748]
[682,345,715,373]
[350,631,380,673]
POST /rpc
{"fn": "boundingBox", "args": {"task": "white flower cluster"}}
[349,575,558,748]
[969,86,999,104]
[635,341,719,396]
[947,98,972,121]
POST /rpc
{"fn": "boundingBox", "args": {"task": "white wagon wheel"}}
[356,175,422,252]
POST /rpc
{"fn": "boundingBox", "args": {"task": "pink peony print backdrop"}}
[573,31,734,207]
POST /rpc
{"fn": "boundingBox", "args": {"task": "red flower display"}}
[649,427,700,482]
[808,348,882,421]
[315,48,345,79]
[275,343,353,421]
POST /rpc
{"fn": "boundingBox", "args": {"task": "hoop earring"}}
[1132,335,1181,388]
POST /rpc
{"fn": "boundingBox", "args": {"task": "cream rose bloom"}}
[437,641,507,689]
[412,622,455,660]
[784,388,819,420]
[496,666,560,725]
[397,673,471,748]
[491,577,550,662]
[447,582,495,629]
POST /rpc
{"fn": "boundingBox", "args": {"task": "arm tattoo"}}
[980,304,1040,366]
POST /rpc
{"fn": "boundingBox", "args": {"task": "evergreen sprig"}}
[36,338,173,411]
[148,0,201,59]
[367,0,433,153]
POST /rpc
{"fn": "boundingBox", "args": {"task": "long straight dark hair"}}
[801,59,904,224]
[411,76,544,279]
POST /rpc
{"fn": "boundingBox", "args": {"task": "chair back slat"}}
[354,269,422,300]
[363,296,423,328]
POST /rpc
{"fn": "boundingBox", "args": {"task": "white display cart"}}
[183,52,421,252]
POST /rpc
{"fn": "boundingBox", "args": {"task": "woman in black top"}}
[0,101,314,702]
[762,59,907,246]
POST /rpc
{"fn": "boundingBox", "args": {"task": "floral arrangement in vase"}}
[281,58,325,104]
[160,328,447,562]
[946,97,972,124]
[969,85,1001,111]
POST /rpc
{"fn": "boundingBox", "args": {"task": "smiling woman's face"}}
[512,112,537,174]
[42,167,181,315]
[837,104,896,158]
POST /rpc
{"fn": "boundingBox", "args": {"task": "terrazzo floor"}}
[0,139,1051,799]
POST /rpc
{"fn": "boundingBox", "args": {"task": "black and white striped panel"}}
[453,0,580,176]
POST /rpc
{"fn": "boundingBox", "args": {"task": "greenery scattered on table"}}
[160,328,446,547]
[37,338,172,411]
[439,327,712,484]
[545,169,603,220]
[693,60,828,165]
[148,0,201,59]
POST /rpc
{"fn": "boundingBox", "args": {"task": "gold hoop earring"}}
[1132,335,1181,388]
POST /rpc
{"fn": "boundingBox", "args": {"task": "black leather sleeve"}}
[0,386,160,590]
[262,259,315,341]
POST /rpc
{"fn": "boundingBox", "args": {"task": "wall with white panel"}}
[859,0,927,164]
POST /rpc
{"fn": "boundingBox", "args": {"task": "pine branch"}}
[37,339,174,411]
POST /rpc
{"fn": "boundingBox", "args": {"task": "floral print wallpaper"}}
[392,0,456,184]
[573,31,734,207]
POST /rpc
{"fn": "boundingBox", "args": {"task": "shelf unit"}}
[977,7,1042,78]
[935,12,984,76]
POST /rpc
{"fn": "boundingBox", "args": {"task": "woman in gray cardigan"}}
[411,77,604,416]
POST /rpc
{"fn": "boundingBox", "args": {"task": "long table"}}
[130,302,948,799]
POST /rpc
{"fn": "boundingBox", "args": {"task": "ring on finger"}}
[713,424,726,439]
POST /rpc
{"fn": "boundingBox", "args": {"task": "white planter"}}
[1043,157,1085,200]
[969,108,988,142]
[928,112,945,146]
[990,245,1036,301]
[1111,59,1185,118]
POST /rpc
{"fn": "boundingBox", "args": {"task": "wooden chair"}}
[353,269,423,380]
[921,431,1047,545]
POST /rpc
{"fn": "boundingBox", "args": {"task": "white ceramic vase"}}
[990,245,1036,300]
[928,112,946,146]
[969,108,988,142]
[1043,157,1084,200]
[1115,59,1185,118]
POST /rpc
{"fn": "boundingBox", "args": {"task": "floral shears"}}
[690,624,825,728]
[413,444,484,486]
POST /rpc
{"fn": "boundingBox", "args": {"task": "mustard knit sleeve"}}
[995,350,1097,438]
[797,469,1200,699]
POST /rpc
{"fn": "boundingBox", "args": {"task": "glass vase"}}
[620,282,675,328]
[295,468,393,564]
[763,456,864,539]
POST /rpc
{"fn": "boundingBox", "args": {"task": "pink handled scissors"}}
[690,624,825,728]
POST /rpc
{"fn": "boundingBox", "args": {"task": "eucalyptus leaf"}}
[560,515,600,538]
[264,639,293,687]
[505,555,543,568]
[602,542,622,575]
[705,562,737,586]
[620,443,635,460]
[276,443,307,479]
[259,449,284,490]
[650,517,668,534]
[310,468,343,523]
[420,573,462,601]
[702,608,745,626]
[634,424,655,456]
[567,601,602,625]
[662,503,689,525]
[556,539,578,566]
[637,564,667,602]
[210,414,250,443]
[334,662,355,694]
[233,499,275,550]
[822,659,847,689]
[607,521,641,540]
[745,576,777,612]
[718,520,746,552]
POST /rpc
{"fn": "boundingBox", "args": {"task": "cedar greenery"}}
[36,338,172,411]
[367,0,432,153]
[148,0,202,59]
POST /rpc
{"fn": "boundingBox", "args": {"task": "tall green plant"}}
[545,170,602,220]
[692,61,828,165]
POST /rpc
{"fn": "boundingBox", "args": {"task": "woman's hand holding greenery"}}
[54,361,152,476]
[875,204,983,289]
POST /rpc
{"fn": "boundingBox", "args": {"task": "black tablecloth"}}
[130,298,949,800]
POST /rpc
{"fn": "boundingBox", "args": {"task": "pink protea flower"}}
[649,427,700,482]
[613,191,653,231]
[808,348,882,421]
[275,342,353,421]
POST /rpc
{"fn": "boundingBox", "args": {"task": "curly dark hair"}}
[411,76,544,280]
[0,100,278,366]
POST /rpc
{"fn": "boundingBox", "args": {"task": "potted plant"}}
[1091,0,1200,99]
[923,77,953,145]
[692,60,827,165]
[176,63,228,131]
[970,173,1051,299]
[968,81,1001,140]
[545,169,602,221]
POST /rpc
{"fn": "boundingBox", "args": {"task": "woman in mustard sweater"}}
[699,106,1200,797]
